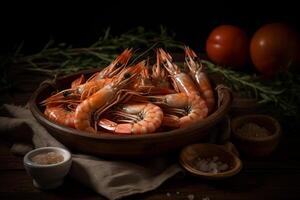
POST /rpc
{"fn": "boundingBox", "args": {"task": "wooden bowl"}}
[179,143,242,179]
[29,69,232,158]
[209,115,231,145]
[231,114,281,157]
[230,94,262,116]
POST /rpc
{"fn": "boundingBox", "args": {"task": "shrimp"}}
[185,46,215,113]
[147,92,208,128]
[74,63,143,133]
[131,60,154,93]
[44,104,76,128]
[98,102,163,135]
[42,50,133,106]
[158,48,198,95]
[71,74,85,89]
[132,58,174,95]
[87,48,133,82]
[76,78,113,100]
[150,50,175,94]
[41,78,113,106]
[152,50,169,87]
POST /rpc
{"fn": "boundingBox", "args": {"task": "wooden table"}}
[1,67,300,200]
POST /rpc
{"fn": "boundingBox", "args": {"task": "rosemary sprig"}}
[3,26,300,121]
[13,26,184,76]
[203,60,300,117]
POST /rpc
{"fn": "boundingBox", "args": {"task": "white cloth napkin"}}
[0,104,182,200]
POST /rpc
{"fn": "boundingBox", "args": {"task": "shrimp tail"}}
[98,118,133,135]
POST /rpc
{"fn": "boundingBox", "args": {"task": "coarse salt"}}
[187,194,195,200]
[193,156,229,173]
[31,151,64,165]
[237,122,271,138]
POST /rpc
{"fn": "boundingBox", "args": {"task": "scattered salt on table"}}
[187,194,195,200]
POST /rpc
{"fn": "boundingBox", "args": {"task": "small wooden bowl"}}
[231,114,281,157]
[230,95,262,116]
[179,143,242,180]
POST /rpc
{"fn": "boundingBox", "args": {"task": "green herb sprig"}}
[2,26,300,121]
[12,26,184,76]
[203,60,300,117]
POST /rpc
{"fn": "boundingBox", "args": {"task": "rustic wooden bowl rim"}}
[179,143,242,179]
[231,114,281,142]
[29,69,232,141]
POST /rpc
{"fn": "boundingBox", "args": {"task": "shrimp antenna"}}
[129,41,160,66]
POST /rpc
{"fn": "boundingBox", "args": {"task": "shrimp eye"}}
[124,73,131,79]
[63,91,72,97]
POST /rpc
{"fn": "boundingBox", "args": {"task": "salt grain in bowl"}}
[31,152,64,165]
[236,122,271,138]
[193,156,229,174]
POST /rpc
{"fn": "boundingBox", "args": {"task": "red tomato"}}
[250,23,299,77]
[206,25,249,69]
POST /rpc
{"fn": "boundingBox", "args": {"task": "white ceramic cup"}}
[23,147,72,189]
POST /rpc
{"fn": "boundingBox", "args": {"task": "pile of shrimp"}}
[41,47,216,135]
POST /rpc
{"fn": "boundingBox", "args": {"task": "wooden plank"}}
[1,170,300,199]
[0,155,24,170]
[0,171,105,199]
[125,173,300,200]
[0,141,25,170]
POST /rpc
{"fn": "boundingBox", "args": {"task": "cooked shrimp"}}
[150,50,174,94]
[185,46,215,113]
[42,49,133,106]
[158,48,198,95]
[71,74,85,89]
[74,63,143,133]
[148,92,208,127]
[76,78,113,100]
[152,50,169,87]
[161,114,180,128]
[98,102,163,135]
[132,58,174,95]
[131,60,154,93]
[41,78,113,106]
[44,55,140,105]
[87,48,133,82]
[44,104,76,128]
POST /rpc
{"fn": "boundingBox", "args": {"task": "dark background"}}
[1,1,299,54]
